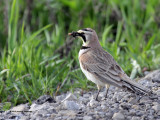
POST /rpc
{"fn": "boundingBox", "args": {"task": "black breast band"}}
[81,46,90,50]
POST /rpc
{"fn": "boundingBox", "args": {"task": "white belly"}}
[79,62,105,86]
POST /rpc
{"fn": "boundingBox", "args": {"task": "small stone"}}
[11,104,29,114]
[127,116,132,120]
[147,115,154,120]
[43,113,51,117]
[20,116,30,120]
[148,109,155,115]
[112,112,125,120]
[129,97,139,104]
[83,116,92,120]
[136,111,145,116]
[131,116,140,120]
[89,99,98,107]
[36,95,55,104]
[62,116,68,119]
[129,109,136,115]
[146,104,151,109]
[98,112,106,116]
[78,96,89,104]
[152,104,160,112]
[76,117,83,120]
[95,106,101,111]
[83,94,90,98]
[120,103,131,110]
[157,111,160,115]
[9,115,18,119]
[58,110,76,117]
[33,111,43,117]
[29,103,44,111]
[50,113,57,118]
[47,108,57,114]
[106,112,113,117]
[56,94,66,102]
[101,104,106,109]
[54,117,62,120]
[61,93,77,102]
[63,101,79,110]
[132,105,139,110]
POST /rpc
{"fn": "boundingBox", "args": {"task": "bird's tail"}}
[119,73,152,95]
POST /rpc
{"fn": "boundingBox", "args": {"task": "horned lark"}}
[68,28,151,100]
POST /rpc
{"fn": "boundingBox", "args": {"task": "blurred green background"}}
[0,0,160,108]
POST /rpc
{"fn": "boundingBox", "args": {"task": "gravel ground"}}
[0,70,160,120]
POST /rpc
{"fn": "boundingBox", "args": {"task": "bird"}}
[68,28,151,101]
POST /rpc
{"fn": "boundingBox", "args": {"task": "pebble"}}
[36,95,55,104]
[83,115,92,120]
[61,93,77,102]
[0,70,160,120]
[112,112,125,120]
[131,116,140,120]
[63,101,80,110]
[152,104,160,112]
[11,104,29,114]
[89,98,98,107]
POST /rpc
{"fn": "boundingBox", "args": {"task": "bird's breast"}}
[78,49,87,58]
[79,61,105,86]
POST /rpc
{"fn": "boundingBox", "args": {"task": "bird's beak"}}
[68,30,84,37]
[68,30,86,42]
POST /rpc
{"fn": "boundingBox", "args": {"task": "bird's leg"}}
[105,84,110,98]
[95,85,102,101]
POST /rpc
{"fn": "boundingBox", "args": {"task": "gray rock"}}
[76,117,83,120]
[61,93,77,102]
[131,105,139,110]
[101,104,106,109]
[157,111,160,115]
[56,94,66,102]
[156,89,160,95]
[63,101,79,110]
[29,103,45,111]
[147,115,154,120]
[88,98,98,107]
[54,116,63,120]
[36,95,55,104]
[78,96,89,104]
[131,116,140,120]
[112,112,125,120]
[58,110,76,117]
[120,103,131,110]
[11,103,29,114]
[148,109,155,115]
[20,116,30,120]
[50,113,57,118]
[152,104,160,112]
[129,109,136,115]
[106,112,113,117]
[136,111,145,116]
[47,108,57,114]
[126,116,132,120]
[83,94,90,98]
[83,116,92,120]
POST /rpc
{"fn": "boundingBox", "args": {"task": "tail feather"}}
[119,73,151,94]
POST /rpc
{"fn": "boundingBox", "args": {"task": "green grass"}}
[0,0,160,109]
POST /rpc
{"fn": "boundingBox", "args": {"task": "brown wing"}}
[79,48,124,87]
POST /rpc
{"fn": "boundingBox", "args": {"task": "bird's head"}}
[68,28,100,47]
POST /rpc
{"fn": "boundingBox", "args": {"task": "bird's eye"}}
[82,28,92,32]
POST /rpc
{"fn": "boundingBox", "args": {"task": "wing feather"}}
[79,48,124,84]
